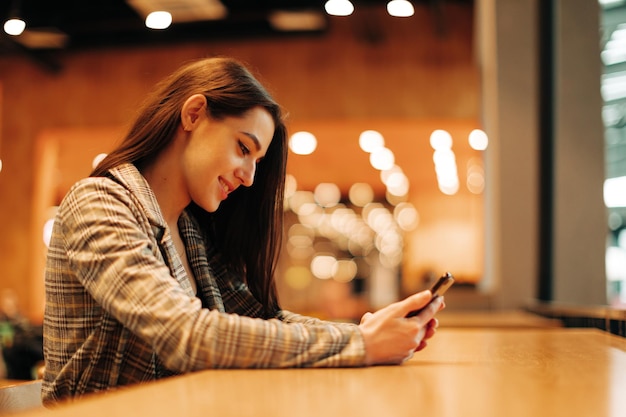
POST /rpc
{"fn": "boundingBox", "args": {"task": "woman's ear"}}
[181,94,207,131]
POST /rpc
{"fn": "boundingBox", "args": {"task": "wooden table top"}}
[17,328,626,417]
[436,309,564,328]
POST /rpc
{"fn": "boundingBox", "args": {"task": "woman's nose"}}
[236,160,256,187]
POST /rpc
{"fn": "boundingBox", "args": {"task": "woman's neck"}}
[141,138,189,226]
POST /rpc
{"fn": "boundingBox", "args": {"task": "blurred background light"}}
[385,171,409,196]
[289,131,318,155]
[429,129,453,150]
[468,129,489,150]
[386,0,414,17]
[369,147,395,170]
[324,0,354,16]
[4,18,25,36]
[332,259,358,282]
[284,266,313,290]
[145,11,172,30]
[314,182,341,208]
[393,202,419,231]
[349,182,374,207]
[605,176,626,207]
[359,130,385,153]
[311,254,337,279]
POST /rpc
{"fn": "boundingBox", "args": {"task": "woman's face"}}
[182,106,275,213]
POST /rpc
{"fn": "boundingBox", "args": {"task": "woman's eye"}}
[238,141,250,155]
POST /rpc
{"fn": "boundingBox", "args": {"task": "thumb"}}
[392,290,432,318]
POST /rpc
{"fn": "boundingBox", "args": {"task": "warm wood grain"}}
[19,329,626,417]
[0,380,42,413]
[436,309,563,328]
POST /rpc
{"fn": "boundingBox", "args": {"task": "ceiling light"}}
[387,0,414,18]
[4,18,25,36]
[145,11,172,29]
[324,0,354,17]
[4,0,26,36]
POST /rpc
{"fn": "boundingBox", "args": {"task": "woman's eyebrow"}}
[241,131,261,151]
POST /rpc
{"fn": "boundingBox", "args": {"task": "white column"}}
[477,0,540,308]
[552,0,607,304]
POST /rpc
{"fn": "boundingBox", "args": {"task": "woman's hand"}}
[358,291,444,365]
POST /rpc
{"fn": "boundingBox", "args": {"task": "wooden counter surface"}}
[17,328,626,417]
[436,309,563,328]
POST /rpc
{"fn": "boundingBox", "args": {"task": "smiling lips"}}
[218,177,234,199]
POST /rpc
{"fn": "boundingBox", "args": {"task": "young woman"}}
[42,56,444,405]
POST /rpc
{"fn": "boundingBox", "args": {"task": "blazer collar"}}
[107,163,167,230]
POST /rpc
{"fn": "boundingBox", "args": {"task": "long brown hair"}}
[92,57,287,317]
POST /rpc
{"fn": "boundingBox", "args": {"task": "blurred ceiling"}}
[0,0,471,72]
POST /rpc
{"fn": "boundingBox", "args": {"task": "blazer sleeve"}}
[59,179,367,371]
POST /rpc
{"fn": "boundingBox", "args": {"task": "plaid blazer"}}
[42,163,365,405]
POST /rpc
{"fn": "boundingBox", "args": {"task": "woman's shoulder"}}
[55,175,158,236]
[63,175,130,203]
[62,164,147,203]
[59,167,165,228]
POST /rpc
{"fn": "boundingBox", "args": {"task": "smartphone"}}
[405,272,454,318]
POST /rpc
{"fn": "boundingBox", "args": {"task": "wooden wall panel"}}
[0,3,478,321]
